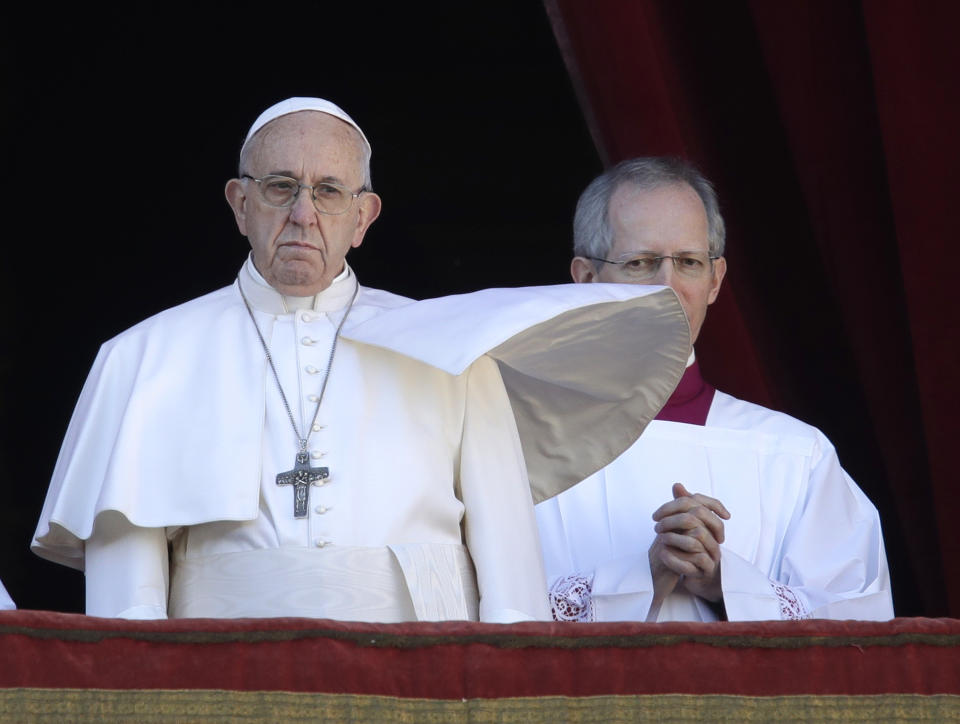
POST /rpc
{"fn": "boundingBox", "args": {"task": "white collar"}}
[239,255,358,315]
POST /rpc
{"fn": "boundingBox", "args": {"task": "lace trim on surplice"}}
[771,581,811,620]
[549,574,595,622]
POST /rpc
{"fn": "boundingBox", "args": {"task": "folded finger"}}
[663,546,717,578]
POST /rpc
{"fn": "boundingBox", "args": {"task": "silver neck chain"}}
[238,277,359,454]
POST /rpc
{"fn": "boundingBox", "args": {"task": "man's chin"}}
[269,263,329,296]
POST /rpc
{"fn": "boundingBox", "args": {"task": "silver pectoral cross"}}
[276,450,329,518]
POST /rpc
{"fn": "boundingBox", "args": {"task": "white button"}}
[314,538,329,548]
[301,336,316,346]
[305,365,319,375]
[310,450,325,459]
[312,423,323,432]
[301,312,313,322]
[307,394,319,402]
[315,504,331,515]
[312,477,327,487]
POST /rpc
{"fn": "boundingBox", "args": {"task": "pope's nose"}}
[288,188,318,224]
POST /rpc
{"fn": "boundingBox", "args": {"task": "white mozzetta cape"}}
[537,390,894,621]
[33,260,689,622]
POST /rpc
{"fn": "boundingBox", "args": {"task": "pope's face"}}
[225,111,381,296]
[571,182,726,344]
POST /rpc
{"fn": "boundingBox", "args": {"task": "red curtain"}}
[544,0,960,617]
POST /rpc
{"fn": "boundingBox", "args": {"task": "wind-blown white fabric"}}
[33,258,688,622]
[344,281,690,502]
[537,390,894,622]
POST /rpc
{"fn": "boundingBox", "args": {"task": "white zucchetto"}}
[240,97,371,158]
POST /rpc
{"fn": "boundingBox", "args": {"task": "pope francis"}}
[32,98,690,623]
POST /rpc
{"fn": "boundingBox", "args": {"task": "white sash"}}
[169,543,478,622]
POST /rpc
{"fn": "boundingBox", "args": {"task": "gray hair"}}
[237,120,374,191]
[573,157,725,262]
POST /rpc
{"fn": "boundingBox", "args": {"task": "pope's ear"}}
[351,191,382,248]
[224,178,248,235]
[570,256,599,283]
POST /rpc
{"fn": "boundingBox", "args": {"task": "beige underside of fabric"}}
[486,296,689,504]
[168,543,479,622]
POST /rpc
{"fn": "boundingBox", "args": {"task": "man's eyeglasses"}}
[242,174,366,215]
[586,252,719,281]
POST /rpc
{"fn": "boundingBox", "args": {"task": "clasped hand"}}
[648,482,730,607]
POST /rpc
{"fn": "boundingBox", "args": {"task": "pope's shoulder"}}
[99,284,242,348]
[355,284,416,311]
[99,282,415,352]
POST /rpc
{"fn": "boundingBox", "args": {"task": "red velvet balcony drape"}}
[2,612,959,721]
[544,0,960,617]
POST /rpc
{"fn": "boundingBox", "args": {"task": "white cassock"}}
[0,580,14,610]
[32,258,689,622]
[537,359,894,622]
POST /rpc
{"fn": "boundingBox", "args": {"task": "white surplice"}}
[33,258,690,622]
[537,386,894,622]
[0,580,14,610]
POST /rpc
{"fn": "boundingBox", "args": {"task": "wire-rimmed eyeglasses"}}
[586,252,719,281]
[242,174,366,215]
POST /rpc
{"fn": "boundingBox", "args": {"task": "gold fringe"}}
[1,690,959,723]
